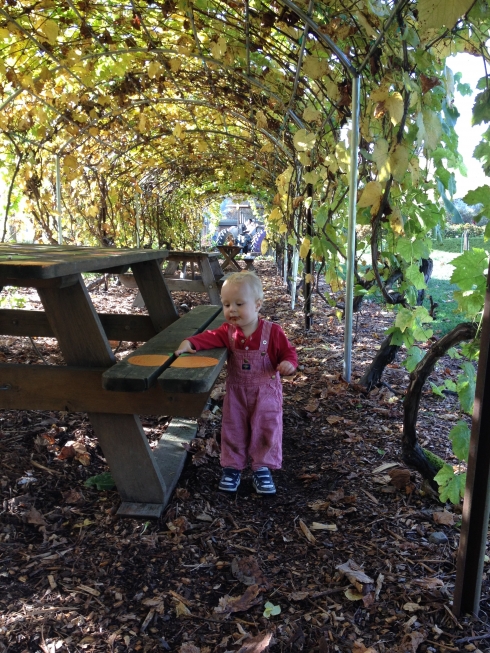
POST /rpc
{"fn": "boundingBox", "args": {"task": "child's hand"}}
[277,360,296,376]
[175,340,196,356]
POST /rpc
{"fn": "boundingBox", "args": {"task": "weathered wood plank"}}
[131,259,178,332]
[0,364,211,416]
[152,418,198,506]
[158,312,227,394]
[0,309,157,341]
[0,244,168,280]
[102,305,222,391]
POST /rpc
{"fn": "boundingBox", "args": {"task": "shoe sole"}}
[219,481,240,492]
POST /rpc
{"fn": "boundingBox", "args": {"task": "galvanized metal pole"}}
[56,154,62,244]
[453,259,490,616]
[135,192,141,248]
[343,73,360,382]
[283,235,288,286]
[291,247,299,309]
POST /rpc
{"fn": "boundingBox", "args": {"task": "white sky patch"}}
[449,53,488,198]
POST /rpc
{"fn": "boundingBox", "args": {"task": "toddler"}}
[175,271,297,494]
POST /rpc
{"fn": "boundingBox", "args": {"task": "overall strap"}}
[227,324,236,350]
[259,319,273,352]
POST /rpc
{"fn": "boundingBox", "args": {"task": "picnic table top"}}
[0,244,169,280]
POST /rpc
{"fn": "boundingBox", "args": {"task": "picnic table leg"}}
[131,259,179,332]
[199,256,221,304]
[38,276,167,515]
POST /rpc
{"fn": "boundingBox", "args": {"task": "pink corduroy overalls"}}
[220,320,283,471]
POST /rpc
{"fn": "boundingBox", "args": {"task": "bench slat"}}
[158,313,227,394]
[102,305,222,392]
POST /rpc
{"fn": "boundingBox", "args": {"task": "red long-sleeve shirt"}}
[187,319,297,369]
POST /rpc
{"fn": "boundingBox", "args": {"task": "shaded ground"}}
[1,260,489,653]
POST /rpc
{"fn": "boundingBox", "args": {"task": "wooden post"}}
[453,259,490,616]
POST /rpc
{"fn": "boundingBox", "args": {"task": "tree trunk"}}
[402,322,477,484]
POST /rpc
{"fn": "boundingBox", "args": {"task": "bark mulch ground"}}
[1,260,489,653]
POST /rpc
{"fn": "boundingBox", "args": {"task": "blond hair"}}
[221,271,264,301]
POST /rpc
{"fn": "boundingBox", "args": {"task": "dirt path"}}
[0,260,488,653]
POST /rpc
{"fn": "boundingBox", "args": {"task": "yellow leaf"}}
[148,61,164,79]
[196,139,207,152]
[0,28,10,40]
[357,181,382,208]
[408,157,420,187]
[304,273,312,284]
[422,109,442,151]
[63,154,78,170]
[40,19,59,45]
[87,206,98,217]
[174,601,191,617]
[418,0,474,35]
[293,129,316,152]
[256,110,268,129]
[299,237,310,259]
[169,58,181,72]
[210,36,227,59]
[260,141,275,153]
[325,78,341,103]
[89,127,99,137]
[269,207,282,222]
[389,144,410,182]
[372,138,389,176]
[385,93,404,125]
[173,124,184,139]
[278,223,287,234]
[345,588,364,601]
[260,238,268,255]
[302,56,328,80]
[389,207,405,235]
[138,114,147,132]
[303,106,322,123]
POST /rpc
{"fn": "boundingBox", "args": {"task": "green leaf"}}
[386,326,405,346]
[395,307,413,332]
[473,88,490,126]
[463,186,490,218]
[403,346,424,372]
[448,420,470,462]
[457,362,476,414]
[84,472,116,491]
[263,601,281,618]
[450,248,488,292]
[405,263,427,290]
[429,381,445,397]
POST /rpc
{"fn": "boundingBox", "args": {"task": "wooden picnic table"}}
[217,245,242,271]
[0,244,227,518]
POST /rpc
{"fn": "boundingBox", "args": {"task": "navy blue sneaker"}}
[252,467,276,494]
[219,468,241,492]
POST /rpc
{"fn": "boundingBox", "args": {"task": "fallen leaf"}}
[179,644,200,653]
[214,584,261,616]
[326,415,342,424]
[388,468,411,489]
[237,631,272,653]
[336,560,374,594]
[175,600,191,617]
[327,489,345,503]
[289,591,309,601]
[403,602,423,612]
[412,577,444,590]
[401,630,426,653]
[299,519,316,543]
[372,462,398,474]
[433,510,456,525]
[24,507,46,526]
[232,556,269,587]
[345,588,364,600]
[310,522,337,531]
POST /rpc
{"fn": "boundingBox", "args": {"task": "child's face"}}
[221,281,262,332]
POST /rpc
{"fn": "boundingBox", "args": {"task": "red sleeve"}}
[187,322,231,350]
[269,323,298,369]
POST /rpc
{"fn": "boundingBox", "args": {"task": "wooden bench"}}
[120,251,224,306]
[243,253,259,270]
[102,304,227,392]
